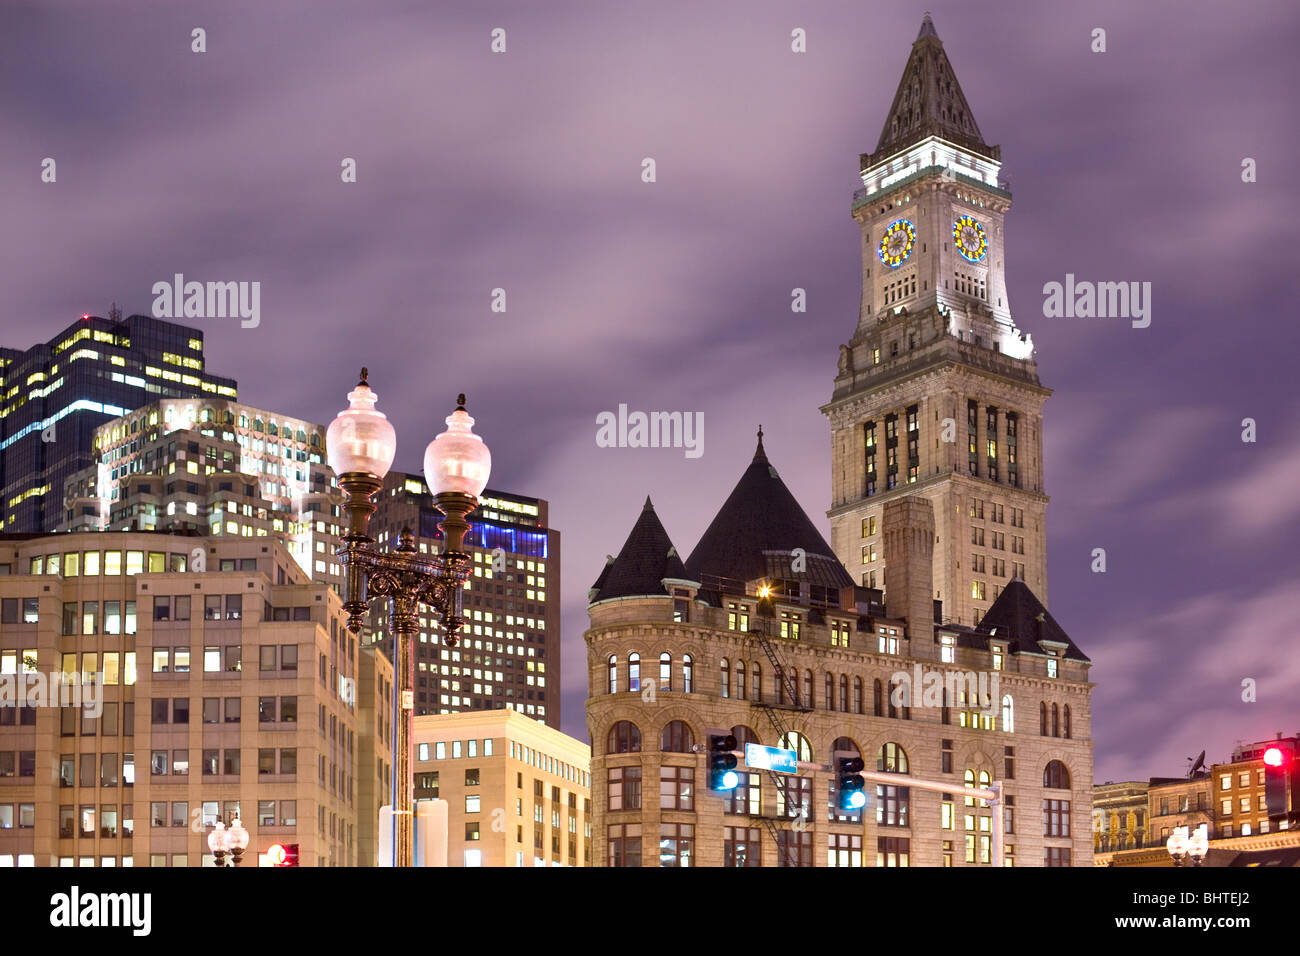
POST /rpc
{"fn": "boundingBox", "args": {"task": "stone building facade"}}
[584,436,1092,867]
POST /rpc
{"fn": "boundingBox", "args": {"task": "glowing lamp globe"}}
[228,817,250,851]
[206,822,227,855]
[423,395,491,499]
[326,369,397,479]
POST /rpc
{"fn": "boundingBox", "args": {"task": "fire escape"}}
[747,597,813,867]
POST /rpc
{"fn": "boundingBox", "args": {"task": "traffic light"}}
[1263,745,1292,819]
[835,751,866,811]
[708,731,739,791]
[267,843,300,867]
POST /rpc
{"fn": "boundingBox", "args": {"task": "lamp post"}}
[206,817,250,867]
[326,369,491,867]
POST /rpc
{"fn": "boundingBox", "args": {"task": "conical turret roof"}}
[683,430,853,590]
[589,496,692,603]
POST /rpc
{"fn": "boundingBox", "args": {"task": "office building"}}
[410,710,590,867]
[0,530,390,867]
[585,434,1093,867]
[364,473,560,728]
[58,397,341,589]
[0,313,237,534]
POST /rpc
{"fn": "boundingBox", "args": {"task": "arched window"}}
[874,679,884,717]
[752,662,762,703]
[736,660,746,700]
[779,731,813,763]
[1001,694,1014,732]
[839,675,850,713]
[628,653,640,693]
[607,655,618,695]
[661,720,694,753]
[659,653,672,692]
[775,665,785,705]
[825,673,834,710]
[1039,701,1047,736]
[803,670,813,709]
[1044,760,1070,789]
[854,677,863,714]
[1051,703,1060,738]
[682,654,693,694]
[1063,704,1071,739]
[877,743,910,828]
[607,721,641,754]
[878,742,909,773]
[720,658,730,698]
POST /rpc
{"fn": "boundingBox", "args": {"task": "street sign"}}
[745,743,799,774]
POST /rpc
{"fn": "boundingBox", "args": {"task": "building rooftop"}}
[588,496,690,602]
[683,430,853,591]
[865,13,998,169]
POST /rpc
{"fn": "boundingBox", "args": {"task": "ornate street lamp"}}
[327,369,491,867]
[207,817,250,867]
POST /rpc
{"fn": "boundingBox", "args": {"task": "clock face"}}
[953,215,987,262]
[878,219,916,268]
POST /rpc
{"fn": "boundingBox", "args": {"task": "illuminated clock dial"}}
[878,219,916,268]
[953,215,987,263]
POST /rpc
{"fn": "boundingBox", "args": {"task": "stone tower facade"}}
[822,14,1049,627]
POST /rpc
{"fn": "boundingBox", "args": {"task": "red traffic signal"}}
[266,843,300,867]
[1263,746,1293,819]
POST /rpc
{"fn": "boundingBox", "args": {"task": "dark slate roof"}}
[683,432,854,590]
[974,579,1090,662]
[865,13,997,168]
[589,497,693,603]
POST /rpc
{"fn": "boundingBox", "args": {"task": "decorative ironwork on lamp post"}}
[326,369,491,867]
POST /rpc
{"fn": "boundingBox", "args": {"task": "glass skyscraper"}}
[0,313,237,532]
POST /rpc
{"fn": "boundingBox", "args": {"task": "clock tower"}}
[822,14,1050,627]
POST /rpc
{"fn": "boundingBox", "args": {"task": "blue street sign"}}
[745,743,799,775]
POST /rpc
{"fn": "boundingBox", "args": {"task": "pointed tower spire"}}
[865,13,998,169]
[589,497,694,603]
[753,425,767,463]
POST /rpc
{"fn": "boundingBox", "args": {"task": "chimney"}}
[882,496,935,649]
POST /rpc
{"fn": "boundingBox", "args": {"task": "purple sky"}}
[3,0,1298,783]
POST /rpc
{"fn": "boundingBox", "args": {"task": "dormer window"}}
[672,588,689,623]
[1046,652,1058,679]
[779,611,801,641]
[727,603,749,632]
[939,632,956,664]
[991,645,1003,671]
